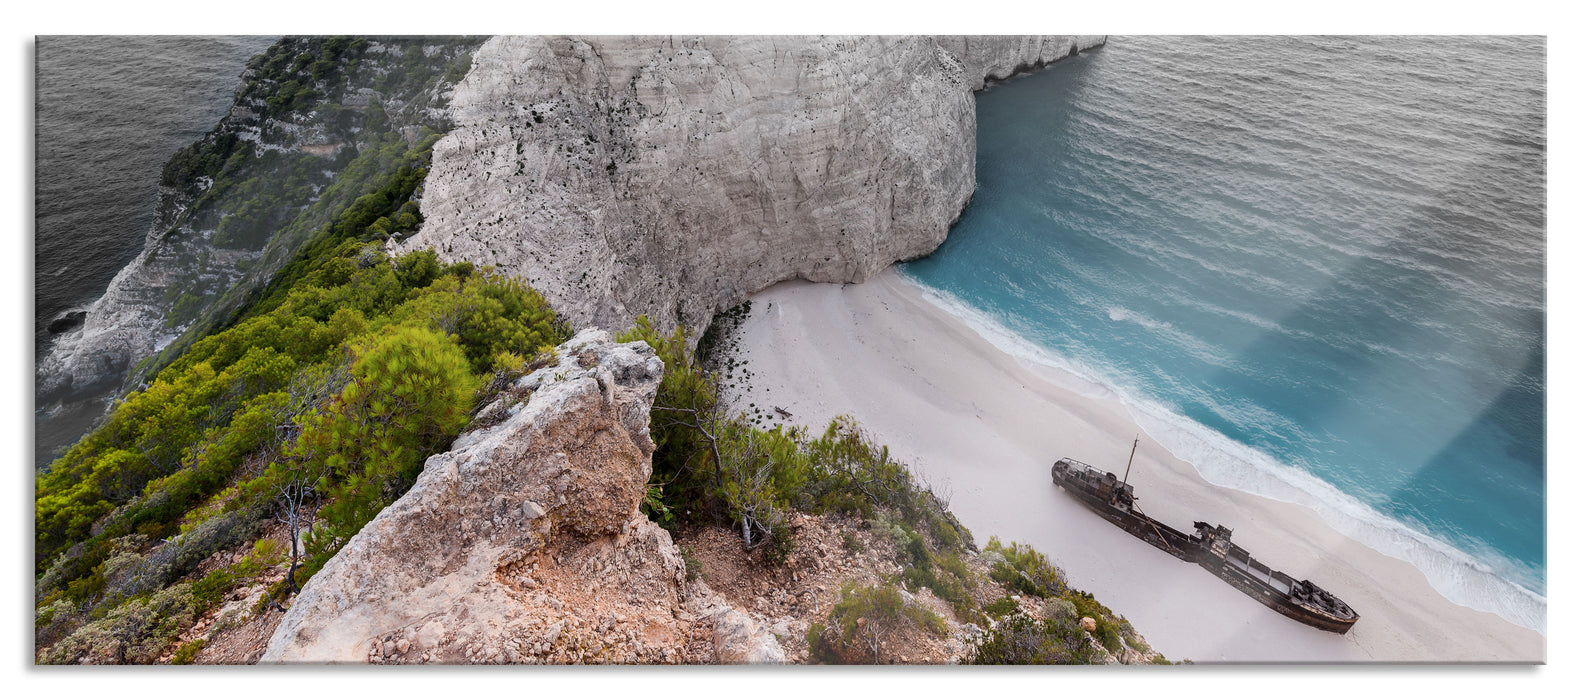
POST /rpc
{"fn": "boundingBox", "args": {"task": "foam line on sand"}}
[722,268,1544,662]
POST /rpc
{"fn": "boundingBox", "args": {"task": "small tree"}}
[619,316,808,559]
[718,425,781,550]
[268,459,330,601]
[618,317,727,509]
[296,325,476,574]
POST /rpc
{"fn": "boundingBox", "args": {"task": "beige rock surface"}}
[397,35,1105,338]
[259,329,779,664]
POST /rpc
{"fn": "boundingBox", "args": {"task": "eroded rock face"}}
[397,35,1105,338]
[712,607,786,665]
[936,35,1107,90]
[36,38,481,404]
[259,329,781,664]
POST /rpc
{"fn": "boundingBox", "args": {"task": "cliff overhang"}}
[396,35,1106,342]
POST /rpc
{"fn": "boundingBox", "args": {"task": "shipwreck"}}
[1050,444,1359,634]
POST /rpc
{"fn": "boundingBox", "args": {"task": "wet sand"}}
[722,268,1544,662]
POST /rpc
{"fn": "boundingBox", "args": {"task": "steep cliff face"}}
[37,37,481,404]
[260,330,783,664]
[937,35,1107,90]
[396,35,1105,337]
[38,34,1104,405]
[255,329,1163,666]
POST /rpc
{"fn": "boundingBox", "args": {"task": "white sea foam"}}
[1106,305,1170,330]
[899,271,1119,402]
[897,269,1548,635]
[1127,401,1547,634]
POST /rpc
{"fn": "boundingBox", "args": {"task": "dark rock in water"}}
[46,310,87,335]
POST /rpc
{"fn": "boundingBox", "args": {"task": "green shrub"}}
[984,536,1067,598]
[170,638,205,665]
[840,531,864,554]
[618,317,724,517]
[37,137,568,657]
[1096,622,1124,653]
[295,325,477,573]
[37,240,566,615]
[1042,597,1078,621]
[37,582,203,664]
[625,313,974,576]
[983,596,1019,619]
[1063,589,1125,654]
[804,621,827,656]
[967,612,1093,665]
[808,582,947,664]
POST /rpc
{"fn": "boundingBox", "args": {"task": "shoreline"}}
[905,271,1549,633]
[722,267,1544,662]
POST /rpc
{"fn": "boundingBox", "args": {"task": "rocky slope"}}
[37,34,1104,412]
[260,330,785,664]
[396,35,1105,338]
[256,329,1160,665]
[37,37,481,404]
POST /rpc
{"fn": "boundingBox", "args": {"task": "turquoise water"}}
[903,36,1545,631]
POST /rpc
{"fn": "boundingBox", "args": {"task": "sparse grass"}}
[966,612,1093,665]
[983,596,1018,619]
[807,582,947,664]
[983,536,1067,598]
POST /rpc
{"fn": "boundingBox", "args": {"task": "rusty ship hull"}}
[1051,458,1359,634]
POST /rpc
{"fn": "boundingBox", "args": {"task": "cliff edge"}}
[255,328,1160,665]
[37,38,481,405]
[260,330,783,664]
[396,35,1105,337]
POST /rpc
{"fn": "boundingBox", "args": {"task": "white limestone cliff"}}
[396,35,1105,337]
[38,35,1104,404]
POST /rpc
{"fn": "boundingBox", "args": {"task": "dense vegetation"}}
[35,35,1158,666]
[162,36,478,199]
[36,144,567,661]
[619,316,970,564]
[135,36,483,391]
[620,310,1164,664]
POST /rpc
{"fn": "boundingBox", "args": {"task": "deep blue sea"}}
[34,36,278,468]
[904,35,1545,632]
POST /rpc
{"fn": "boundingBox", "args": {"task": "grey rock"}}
[521,500,546,520]
[712,608,786,664]
[259,330,672,663]
[36,38,480,403]
[397,35,1105,340]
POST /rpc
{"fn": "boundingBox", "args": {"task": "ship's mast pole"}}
[1122,435,1139,486]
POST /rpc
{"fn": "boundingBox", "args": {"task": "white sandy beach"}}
[722,268,1545,663]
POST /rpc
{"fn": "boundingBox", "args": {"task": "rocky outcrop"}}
[935,35,1107,91]
[711,607,787,664]
[260,329,783,664]
[36,37,481,404]
[397,35,1105,338]
[39,35,1105,402]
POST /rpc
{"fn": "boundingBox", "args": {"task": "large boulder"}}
[260,329,777,664]
[712,607,786,664]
